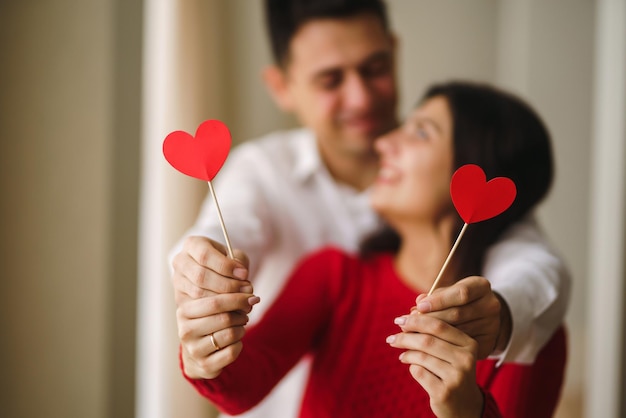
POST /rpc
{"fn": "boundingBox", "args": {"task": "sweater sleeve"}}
[481,390,504,418]
[477,326,567,418]
[182,249,342,415]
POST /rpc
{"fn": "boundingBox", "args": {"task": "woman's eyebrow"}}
[412,115,443,135]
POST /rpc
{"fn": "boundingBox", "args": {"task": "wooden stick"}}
[427,223,469,296]
[207,180,234,259]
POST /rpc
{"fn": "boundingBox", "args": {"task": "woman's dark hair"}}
[264,0,389,67]
[361,81,554,278]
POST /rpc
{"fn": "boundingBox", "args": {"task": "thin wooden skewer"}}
[427,223,469,296]
[207,180,234,259]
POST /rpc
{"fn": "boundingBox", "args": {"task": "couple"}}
[170,1,569,417]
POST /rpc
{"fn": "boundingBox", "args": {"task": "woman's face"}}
[370,95,455,223]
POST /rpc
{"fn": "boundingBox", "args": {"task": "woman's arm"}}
[180,249,341,415]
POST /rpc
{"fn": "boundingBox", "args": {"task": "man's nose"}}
[342,73,374,111]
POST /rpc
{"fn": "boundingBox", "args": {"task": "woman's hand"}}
[178,292,260,379]
[387,313,484,418]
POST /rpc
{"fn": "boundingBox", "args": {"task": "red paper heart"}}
[450,164,516,224]
[163,120,231,181]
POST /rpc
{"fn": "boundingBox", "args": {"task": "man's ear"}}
[262,65,294,111]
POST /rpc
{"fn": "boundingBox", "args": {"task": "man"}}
[171,1,570,417]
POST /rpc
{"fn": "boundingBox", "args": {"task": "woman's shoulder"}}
[294,246,359,271]
[297,246,392,269]
[290,247,395,295]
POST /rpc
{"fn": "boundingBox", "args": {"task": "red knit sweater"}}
[184,248,566,417]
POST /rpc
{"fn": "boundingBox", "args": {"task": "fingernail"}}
[417,301,431,312]
[394,316,406,325]
[386,335,396,343]
[240,285,253,293]
[248,295,260,306]
[233,268,248,280]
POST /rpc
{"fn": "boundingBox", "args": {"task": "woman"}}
[178,81,566,417]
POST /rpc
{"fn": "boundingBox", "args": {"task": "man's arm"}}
[169,142,276,302]
[482,218,570,363]
[415,218,570,363]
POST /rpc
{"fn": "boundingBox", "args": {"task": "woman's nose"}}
[374,129,399,155]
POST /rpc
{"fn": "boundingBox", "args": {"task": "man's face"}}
[277,13,398,159]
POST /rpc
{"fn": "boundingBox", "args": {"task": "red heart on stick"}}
[163,119,231,181]
[450,164,517,224]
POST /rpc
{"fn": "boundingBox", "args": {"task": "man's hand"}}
[171,236,253,306]
[414,276,511,359]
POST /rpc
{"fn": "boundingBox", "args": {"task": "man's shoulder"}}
[233,128,313,159]
[224,128,318,182]
[485,216,567,270]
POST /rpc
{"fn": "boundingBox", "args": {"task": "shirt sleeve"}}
[483,217,571,364]
[182,249,340,415]
[168,142,276,279]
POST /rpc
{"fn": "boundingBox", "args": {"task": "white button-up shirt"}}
[172,128,570,418]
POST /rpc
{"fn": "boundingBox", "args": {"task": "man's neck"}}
[327,154,379,191]
[318,145,379,191]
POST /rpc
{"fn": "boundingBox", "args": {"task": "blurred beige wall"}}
[0,1,142,418]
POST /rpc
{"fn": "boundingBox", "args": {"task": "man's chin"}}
[342,136,378,156]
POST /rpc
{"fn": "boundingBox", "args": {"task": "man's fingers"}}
[178,293,261,319]
[181,254,253,294]
[420,295,500,326]
[394,313,470,348]
[183,235,248,280]
[416,276,491,313]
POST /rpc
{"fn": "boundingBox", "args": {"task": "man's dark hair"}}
[264,0,389,67]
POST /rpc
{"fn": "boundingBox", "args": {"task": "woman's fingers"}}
[387,314,483,417]
[184,323,247,358]
[178,293,260,380]
[182,339,244,380]
[178,309,249,341]
[387,314,477,375]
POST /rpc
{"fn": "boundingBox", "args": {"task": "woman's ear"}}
[262,65,294,111]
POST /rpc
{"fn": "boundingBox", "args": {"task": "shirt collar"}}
[292,129,325,182]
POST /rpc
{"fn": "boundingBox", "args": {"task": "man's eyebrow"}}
[311,67,341,83]
[310,50,393,82]
[359,50,393,66]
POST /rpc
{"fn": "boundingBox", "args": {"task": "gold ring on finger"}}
[210,333,221,351]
